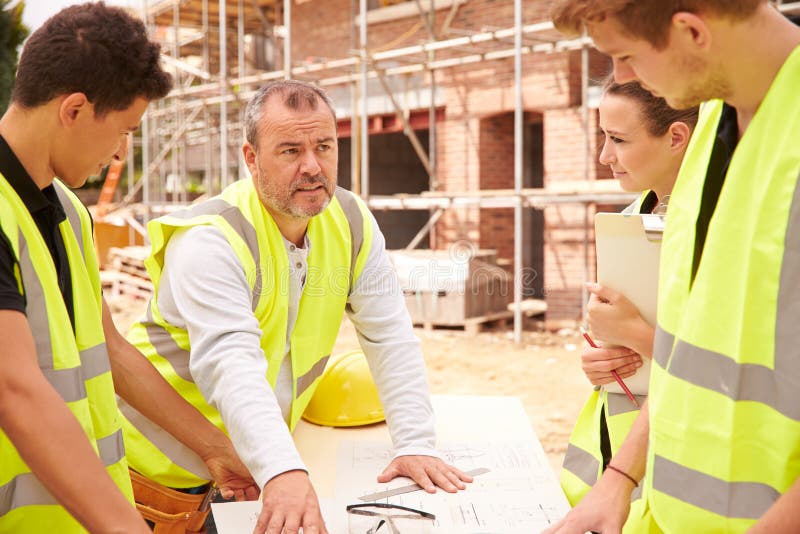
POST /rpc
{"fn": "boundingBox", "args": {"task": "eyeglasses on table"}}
[346,502,436,534]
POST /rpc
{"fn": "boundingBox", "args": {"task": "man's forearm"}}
[357,334,438,454]
[0,311,147,533]
[749,477,800,533]
[102,300,231,464]
[0,375,147,532]
[156,228,306,488]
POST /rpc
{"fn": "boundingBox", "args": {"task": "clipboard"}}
[594,213,663,396]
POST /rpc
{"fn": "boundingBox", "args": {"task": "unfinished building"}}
[102,0,674,333]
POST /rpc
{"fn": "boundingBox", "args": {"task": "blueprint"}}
[336,440,569,533]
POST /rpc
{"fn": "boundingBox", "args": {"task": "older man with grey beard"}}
[120,79,473,534]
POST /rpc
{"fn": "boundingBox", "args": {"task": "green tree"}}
[0,0,28,113]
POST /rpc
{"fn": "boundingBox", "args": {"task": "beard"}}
[668,55,732,109]
[255,163,335,220]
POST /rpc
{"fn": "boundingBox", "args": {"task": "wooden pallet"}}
[414,310,514,335]
[108,246,150,278]
[101,270,153,300]
[102,246,153,300]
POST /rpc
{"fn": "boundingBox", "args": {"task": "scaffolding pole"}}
[121,106,205,206]
[427,0,438,248]
[283,0,291,79]
[366,189,637,210]
[238,0,246,180]
[369,56,432,175]
[513,0,523,343]
[202,0,212,194]
[219,0,228,188]
[141,0,150,216]
[581,36,590,323]
[359,0,369,199]
[405,208,444,250]
[171,0,181,203]
[350,0,360,195]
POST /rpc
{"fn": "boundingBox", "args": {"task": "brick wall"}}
[478,113,514,265]
[289,0,616,325]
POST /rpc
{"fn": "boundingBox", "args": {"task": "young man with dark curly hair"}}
[0,3,257,532]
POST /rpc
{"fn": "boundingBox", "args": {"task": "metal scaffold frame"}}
[111,0,800,341]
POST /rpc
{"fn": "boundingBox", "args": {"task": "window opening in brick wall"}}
[338,130,431,250]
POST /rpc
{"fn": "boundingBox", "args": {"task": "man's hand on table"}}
[378,455,473,493]
[252,470,328,534]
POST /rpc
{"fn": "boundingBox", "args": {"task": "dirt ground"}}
[109,297,589,476]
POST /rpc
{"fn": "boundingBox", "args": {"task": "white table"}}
[213,395,569,533]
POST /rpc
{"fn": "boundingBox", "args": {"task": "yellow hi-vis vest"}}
[0,175,132,533]
[121,179,373,488]
[561,191,650,529]
[648,46,800,533]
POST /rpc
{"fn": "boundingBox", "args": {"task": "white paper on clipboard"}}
[594,213,663,396]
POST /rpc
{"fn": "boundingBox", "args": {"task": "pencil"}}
[581,330,640,408]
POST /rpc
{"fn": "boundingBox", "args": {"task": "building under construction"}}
[97,0,800,333]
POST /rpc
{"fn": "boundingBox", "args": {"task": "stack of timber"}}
[100,246,153,300]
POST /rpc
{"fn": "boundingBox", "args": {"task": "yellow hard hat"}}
[302,350,385,427]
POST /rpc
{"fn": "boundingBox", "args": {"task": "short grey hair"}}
[244,80,336,148]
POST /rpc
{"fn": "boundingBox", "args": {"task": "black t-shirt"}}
[691,103,739,285]
[0,135,75,329]
[640,190,659,214]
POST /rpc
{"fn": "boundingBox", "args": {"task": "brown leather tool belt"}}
[129,469,214,534]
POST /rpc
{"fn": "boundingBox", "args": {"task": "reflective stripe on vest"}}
[0,429,126,516]
[648,46,800,531]
[0,177,132,529]
[0,473,59,514]
[122,181,372,488]
[19,235,112,401]
[563,442,600,491]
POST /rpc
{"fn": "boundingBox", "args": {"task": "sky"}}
[21,0,135,32]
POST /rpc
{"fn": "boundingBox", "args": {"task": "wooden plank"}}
[463,310,514,335]
[412,310,514,333]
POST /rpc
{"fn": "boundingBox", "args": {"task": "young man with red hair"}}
[547,2,800,532]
